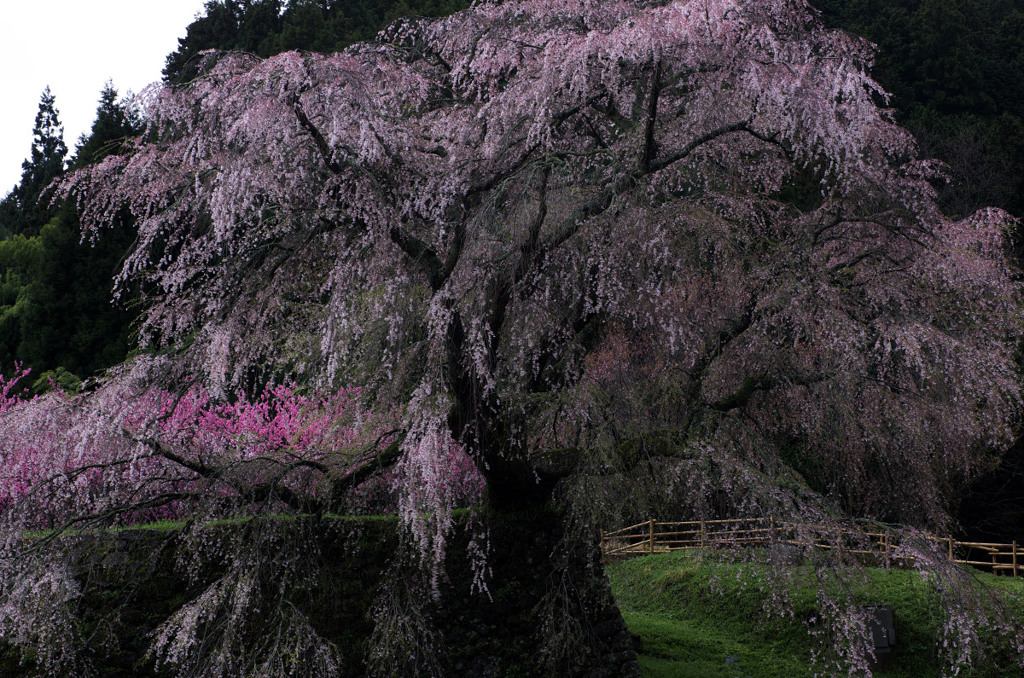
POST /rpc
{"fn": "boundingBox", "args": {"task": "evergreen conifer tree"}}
[72,82,141,169]
[0,88,68,236]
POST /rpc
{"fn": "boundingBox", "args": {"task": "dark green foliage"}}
[814,0,1024,218]
[13,209,137,382]
[814,0,1024,120]
[162,0,256,84]
[0,235,43,371]
[958,437,1024,542]
[0,197,18,241]
[163,0,472,84]
[0,86,140,382]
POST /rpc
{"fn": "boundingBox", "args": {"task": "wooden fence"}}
[600,518,1021,577]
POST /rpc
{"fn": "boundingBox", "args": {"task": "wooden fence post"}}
[611,518,1017,577]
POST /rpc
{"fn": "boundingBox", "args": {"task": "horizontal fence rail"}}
[600,518,1021,577]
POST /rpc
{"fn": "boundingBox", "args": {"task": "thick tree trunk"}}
[436,507,641,678]
[439,314,637,675]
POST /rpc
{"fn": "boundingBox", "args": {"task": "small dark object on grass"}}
[863,604,896,672]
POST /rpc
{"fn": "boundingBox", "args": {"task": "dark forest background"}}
[1,0,1022,535]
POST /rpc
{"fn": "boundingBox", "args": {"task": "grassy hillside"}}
[606,550,1024,677]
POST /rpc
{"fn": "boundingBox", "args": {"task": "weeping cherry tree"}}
[1,0,1022,675]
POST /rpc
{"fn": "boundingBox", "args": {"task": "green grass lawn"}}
[606,550,1024,677]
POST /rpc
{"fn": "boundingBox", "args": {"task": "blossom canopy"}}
[60,0,1022,526]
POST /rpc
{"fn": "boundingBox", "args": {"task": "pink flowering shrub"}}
[0,365,30,415]
[0,366,483,678]
[0,373,482,530]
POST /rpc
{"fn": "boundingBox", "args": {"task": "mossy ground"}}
[606,550,1024,677]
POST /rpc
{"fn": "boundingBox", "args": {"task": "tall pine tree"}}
[0,88,68,237]
[72,82,141,169]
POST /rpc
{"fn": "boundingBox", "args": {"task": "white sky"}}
[0,0,210,196]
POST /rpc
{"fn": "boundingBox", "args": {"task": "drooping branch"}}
[489,165,551,358]
[649,120,766,173]
[387,223,447,291]
[135,430,406,515]
[291,92,449,290]
[324,431,406,510]
[15,492,194,559]
[536,118,783,265]
[640,60,662,172]
[707,370,828,413]
[678,294,759,432]
[290,94,348,176]
[136,436,312,511]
